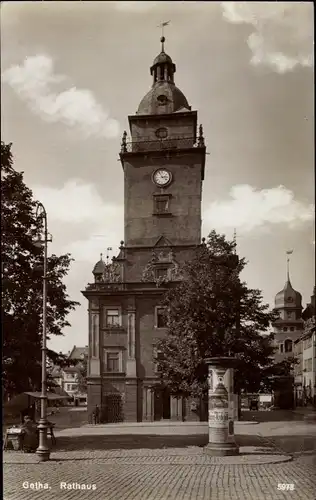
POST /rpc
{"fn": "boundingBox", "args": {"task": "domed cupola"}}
[274,254,302,310]
[137,36,191,116]
[92,254,106,282]
[275,279,302,310]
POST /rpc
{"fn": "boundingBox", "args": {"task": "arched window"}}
[284,339,293,353]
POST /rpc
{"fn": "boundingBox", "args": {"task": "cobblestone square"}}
[4,420,316,500]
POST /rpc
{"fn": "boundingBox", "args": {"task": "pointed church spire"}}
[286,250,293,283]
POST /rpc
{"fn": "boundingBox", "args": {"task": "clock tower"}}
[272,255,304,409]
[83,36,206,422]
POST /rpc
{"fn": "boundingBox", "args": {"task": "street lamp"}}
[34,202,52,462]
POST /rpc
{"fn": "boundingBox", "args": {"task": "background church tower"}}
[271,251,304,409]
[83,35,206,423]
[272,251,304,361]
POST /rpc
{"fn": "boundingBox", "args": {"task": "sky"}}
[1,1,314,355]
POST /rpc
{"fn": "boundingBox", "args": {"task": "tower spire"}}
[286,250,293,282]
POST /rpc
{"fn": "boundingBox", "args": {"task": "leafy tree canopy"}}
[75,355,88,394]
[155,231,294,397]
[1,142,80,399]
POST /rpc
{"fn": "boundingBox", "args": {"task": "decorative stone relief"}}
[103,260,122,283]
[141,249,183,287]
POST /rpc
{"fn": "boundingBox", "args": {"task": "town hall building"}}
[82,36,206,422]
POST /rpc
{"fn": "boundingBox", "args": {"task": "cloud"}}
[113,1,158,11]
[204,184,314,233]
[32,179,122,224]
[220,2,314,73]
[65,235,122,264]
[31,179,123,263]
[2,55,120,138]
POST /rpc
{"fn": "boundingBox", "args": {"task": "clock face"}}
[153,169,172,187]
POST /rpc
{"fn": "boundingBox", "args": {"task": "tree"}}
[1,142,80,399]
[75,356,88,394]
[155,230,289,398]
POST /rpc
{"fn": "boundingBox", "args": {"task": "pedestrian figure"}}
[21,415,38,453]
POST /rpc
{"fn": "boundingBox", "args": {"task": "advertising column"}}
[204,357,239,456]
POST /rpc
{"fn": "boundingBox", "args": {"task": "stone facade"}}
[82,38,206,422]
[294,287,316,405]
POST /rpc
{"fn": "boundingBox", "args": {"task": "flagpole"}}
[158,20,171,39]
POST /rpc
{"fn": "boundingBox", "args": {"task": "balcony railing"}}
[120,136,204,154]
[85,281,174,292]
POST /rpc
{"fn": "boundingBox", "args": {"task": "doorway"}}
[154,386,171,420]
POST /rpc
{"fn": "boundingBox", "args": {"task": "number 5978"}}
[277,484,295,491]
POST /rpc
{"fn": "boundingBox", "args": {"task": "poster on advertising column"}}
[208,367,229,441]
[224,368,235,436]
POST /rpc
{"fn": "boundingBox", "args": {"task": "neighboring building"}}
[293,335,303,404]
[68,345,89,361]
[272,267,304,408]
[82,35,206,422]
[51,345,88,404]
[302,286,316,322]
[294,287,316,405]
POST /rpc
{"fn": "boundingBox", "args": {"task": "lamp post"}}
[34,202,52,462]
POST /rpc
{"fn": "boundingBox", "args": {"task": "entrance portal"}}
[154,387,171,420]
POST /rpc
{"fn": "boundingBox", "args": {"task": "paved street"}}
[3,453,316,500]
[3,411,316,500]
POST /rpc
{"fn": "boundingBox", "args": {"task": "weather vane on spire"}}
[286,249,293,281]
[157,20,170,51]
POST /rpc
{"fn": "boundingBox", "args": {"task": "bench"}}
[3,423,56,450]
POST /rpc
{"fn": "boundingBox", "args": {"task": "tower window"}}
[283,327,288,332]
[154,195,170,214]
[284,339,293,353]
[153,347,164,372]
[157,95,168,105]
[105,309,121,327]
[104,350,123,372]
[156,307,167,328]
[155,127,168,139]
[279,344,284,353]
[155,267,168,280]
